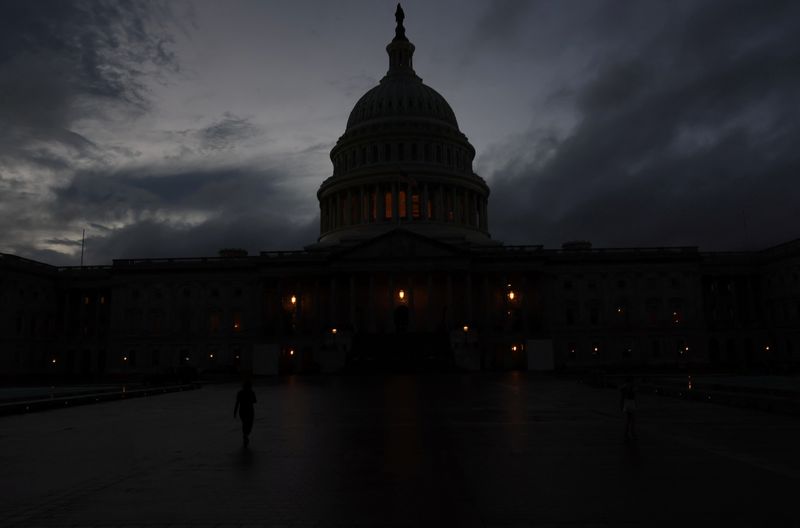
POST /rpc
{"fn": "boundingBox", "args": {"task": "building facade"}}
[2,7,799,379]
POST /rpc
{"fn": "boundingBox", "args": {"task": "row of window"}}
[333,141,471,174]
[563,276,685,291]
[321,184,487,231]
[124,309,244,335]
[125,286,247,303]
[564,298,686,326]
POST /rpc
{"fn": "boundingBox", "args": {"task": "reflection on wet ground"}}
[2,373,800,526]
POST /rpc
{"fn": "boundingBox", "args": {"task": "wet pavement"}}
[1,373,799,527]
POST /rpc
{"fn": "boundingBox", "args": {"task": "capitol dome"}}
[315,4,492,247]
[345,78,459,132]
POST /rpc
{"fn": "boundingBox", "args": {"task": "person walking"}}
[619,376,636,441]
[234,380,257,447]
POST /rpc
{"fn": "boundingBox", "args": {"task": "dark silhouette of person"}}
[234,380,257,447]
[619,376,636,441]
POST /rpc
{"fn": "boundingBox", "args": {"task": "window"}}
[398,143,405,161]
[652,340,661,358]
[398,190,407,218]
[411,143,418,160]
[384,191,393,220]
[209,312,221,333]
[384,143,391,161]
[589,302,600,325]
[566,305,576,326]
[411,192,420,219]
[232,311,242,332]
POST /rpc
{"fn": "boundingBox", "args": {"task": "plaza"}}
[2,374,799,527]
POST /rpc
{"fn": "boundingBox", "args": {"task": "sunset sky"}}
[2,0,799,264]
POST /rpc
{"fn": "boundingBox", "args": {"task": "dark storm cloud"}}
[196,113,262,152]
[488,0,800,250]
[43,162,318,264]
[0,1,176,143]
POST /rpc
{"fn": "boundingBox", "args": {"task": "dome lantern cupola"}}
[386,4,417,78]
[315,4,493,247]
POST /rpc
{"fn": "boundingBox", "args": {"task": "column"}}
[392,183,399,223]
[427,272,434,331]
[377,184,385,221]
[369,274,375,332]
[388,274,394,328]
[329,276,337,325]
[466,272,473,322]
[422,183,429,221]
[406,183,413,220]
[436,185,444,222]
[451,186,457,223]
[446,274,453,328]
[408,274,414,330]
[359,186,365,223]
[349,274,356,330]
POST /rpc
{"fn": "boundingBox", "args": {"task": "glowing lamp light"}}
[209,353,214,359]
[331,327,337,334]
[290,295,297,305]
[289,349,295,356]
[398,289,405,300]
[765,345,770,351]
[507,291,516,301]
[123,356,128,362]
[184,356,190,362]
[51,358,57,364]
[511,345,518,352]
[617,307,623,314]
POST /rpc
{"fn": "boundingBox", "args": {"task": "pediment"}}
[331,229,467,261]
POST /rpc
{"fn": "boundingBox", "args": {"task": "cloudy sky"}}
[1,0,798,265]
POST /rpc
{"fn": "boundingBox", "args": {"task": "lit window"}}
[411,193,420,219]
[398,190,407,218]
[384,191,393,219]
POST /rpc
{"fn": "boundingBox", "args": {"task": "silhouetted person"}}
[234,380,257,447]
[620,376,636,441]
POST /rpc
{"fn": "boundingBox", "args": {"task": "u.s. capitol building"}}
[2,7,799,378]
